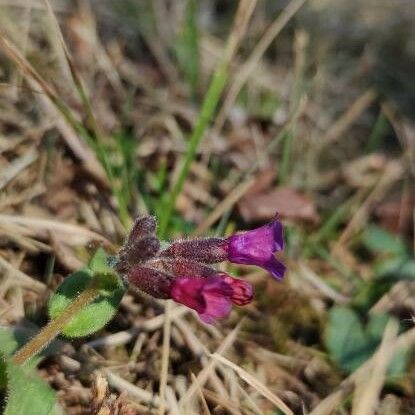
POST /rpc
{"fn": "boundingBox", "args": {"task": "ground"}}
[0,1,414,414]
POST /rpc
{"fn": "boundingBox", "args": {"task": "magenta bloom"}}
[170,274,253,324]
[119,215,285,324]
[227,219,286,280]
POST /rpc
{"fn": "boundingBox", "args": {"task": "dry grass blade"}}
[0,30,108,185]
[201,388,243,415]
[0,255,46,293]
[0,147,37,191]
[310,327,415,415]
[86,306,188,348]
[42,0,104,139]
[0,31,56,98]
[352,319,399,415]
[158,300,173,415]
[319,89,377,148]
[0,214,110,245]
[103,368,162,409]
[335,160,403,246]
[193,176,255,236]
[223,0,258,61]
[178,323,241,408]
[190,373,212,415]
[213,0,308,134]
[173,317,233,403]
[210,353,294,415]
[297,262,349,304]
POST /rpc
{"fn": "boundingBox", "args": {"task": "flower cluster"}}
[116,215,285,323]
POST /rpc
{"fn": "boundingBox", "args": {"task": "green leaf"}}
[325,307,369,372]
[325,307,409,376]
[0,327,23,356]
[387,345,410,378]
[48,268,126,337]
[88,247,113,275]
[0,355,7,389]
[374,257,415,280]
[0,326,67,367]
[89,248,125,295]
[4,359,58,415]
[363,225,406,255]
[175,0,200,97]
[366,313,409,378]
[366,313,389,340]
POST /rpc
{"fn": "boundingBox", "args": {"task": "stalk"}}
[13,281,100,365]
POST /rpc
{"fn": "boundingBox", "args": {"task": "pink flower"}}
[120,214,284,323]
[170,274,253,324]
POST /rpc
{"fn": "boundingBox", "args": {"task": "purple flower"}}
[159,218,286,279]
[120,214,284,323]
[226,218,286,280]
[170,274,253,324]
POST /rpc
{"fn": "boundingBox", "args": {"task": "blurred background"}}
[0,0,414,414]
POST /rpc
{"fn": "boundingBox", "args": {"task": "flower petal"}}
[170,277,206,313]
[263,256,286,280]
[222,275,254,305]
[170,275,251,323]
[226,219,285,279]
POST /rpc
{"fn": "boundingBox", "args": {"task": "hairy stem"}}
[13,281,100,365]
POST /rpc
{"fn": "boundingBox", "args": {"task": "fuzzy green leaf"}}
[4,359,58,415]
[0,327,23,357]
[88,247,113,275]
[48,268,126,338]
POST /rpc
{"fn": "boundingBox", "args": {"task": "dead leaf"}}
[238,186,319,223]
[375,191,415,237]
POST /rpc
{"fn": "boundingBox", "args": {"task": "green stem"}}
[157,0,256,238]
[13,280,100,365]
[158,61,229,238]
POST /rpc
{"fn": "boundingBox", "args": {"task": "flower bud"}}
[116,236,160,273]
[160,238,228,264]
[147,258,218,278]
[126,215,157,244]
[127,265,173,299]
